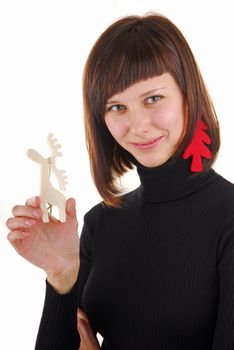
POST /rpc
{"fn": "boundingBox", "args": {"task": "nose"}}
[128,109,150,136]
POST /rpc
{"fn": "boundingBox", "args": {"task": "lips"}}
[131,136,163,150]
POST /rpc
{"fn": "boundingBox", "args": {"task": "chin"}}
[136,158,166,168]
[135,153,172,168]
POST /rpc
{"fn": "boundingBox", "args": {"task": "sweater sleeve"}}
[212,209,234,349]
[35,218,93,350]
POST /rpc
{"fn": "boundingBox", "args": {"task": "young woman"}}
[6,12,234,350]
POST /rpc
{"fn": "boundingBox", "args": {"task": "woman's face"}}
[104,72,186,168]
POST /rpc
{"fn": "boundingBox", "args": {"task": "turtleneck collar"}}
[133,155,216,203]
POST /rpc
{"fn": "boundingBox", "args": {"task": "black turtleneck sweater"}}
[35,156,234,350]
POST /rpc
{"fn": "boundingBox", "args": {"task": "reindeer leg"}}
[41,201,49,223]
[58,205,66,223]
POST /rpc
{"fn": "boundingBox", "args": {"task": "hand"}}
[6,196,80,292]
[77,308,101,350]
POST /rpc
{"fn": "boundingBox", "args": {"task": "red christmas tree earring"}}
[182,118,212,172]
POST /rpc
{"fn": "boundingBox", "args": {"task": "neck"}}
[133,155,215,203]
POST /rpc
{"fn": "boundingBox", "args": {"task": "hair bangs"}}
[101,32,169,110]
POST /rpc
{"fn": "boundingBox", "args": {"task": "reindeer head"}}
[27,149,47,164]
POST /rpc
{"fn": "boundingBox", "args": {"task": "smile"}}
[131,136,164,150]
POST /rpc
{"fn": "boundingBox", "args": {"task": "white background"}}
[0,0,234,349]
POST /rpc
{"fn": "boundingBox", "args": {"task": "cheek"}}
[153,104,184,136]
[105,118,128,139]
[150,107,171,130]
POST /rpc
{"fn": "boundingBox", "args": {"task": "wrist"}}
[47,262,80,294]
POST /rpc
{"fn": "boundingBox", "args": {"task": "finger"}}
[25,196,41,207]
[66,198,77,218]
[77,308,89,322]
[78,321,85,347]
[7,230,31,243]
[78,319,90,349]
[11,205,42,219]
[78,318,99,348]
[6,217,36,231]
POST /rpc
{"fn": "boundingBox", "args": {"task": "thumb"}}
[66,198,77,218]
[77,309,100,349]
[78,318,99,349]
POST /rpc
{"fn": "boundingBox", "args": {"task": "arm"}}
[212,210,234,349]
[35,222,93,350]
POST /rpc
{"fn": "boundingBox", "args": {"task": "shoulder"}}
[210,171,234,262]
[215,177,234,268]
[83,201,105,230]
[83,187,140,226]
[210,169,234,205]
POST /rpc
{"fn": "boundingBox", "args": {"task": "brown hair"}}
[82,12,220,207]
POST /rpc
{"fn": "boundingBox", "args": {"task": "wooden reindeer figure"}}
[27,133,68,223]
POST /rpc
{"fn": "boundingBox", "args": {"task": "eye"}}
[107,104,125,112]
[146,95,163,104]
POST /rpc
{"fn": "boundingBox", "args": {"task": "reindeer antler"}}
[47,133,68,191]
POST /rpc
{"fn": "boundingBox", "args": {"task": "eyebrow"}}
[106,87,166,105]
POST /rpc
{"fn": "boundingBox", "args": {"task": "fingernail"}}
[29,196,35,203]
[29,196,39,206]
[32,210,41,217]
[25,219,35,226]
[22,231,31,236]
